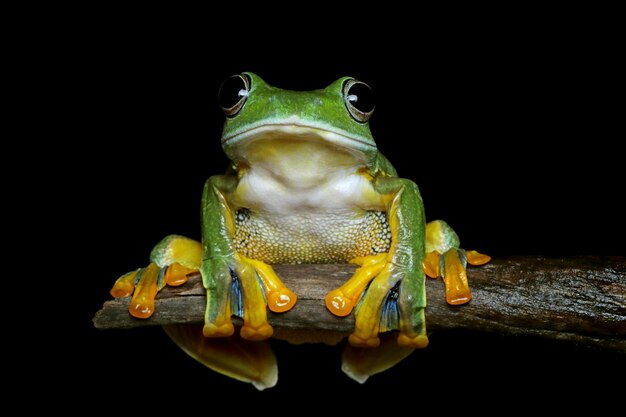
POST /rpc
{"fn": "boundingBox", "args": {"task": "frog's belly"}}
[234,209,391,264]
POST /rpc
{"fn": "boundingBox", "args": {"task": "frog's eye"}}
[219,74,251,117]
[343,79,375,123]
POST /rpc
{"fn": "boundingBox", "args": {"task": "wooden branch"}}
[93,256,626,350]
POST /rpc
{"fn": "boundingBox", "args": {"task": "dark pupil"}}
[347,83,375,113]
[219,76,247,109]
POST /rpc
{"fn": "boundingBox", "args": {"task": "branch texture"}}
[94,256,626,350]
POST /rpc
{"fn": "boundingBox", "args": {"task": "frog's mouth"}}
[222,123,376,182]
[222,120,377,164]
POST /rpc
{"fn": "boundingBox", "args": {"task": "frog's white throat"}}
[228,125,382,213]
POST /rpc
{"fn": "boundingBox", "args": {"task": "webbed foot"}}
[203,253,296,341]
[325,254,387,318]
[423,220,490,305]
[325,254,428,349]
[111,235,292,389]
[110,235,201,319]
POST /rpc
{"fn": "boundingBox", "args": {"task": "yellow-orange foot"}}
[327,254,421,349]
[397,333,429,348]
[267,289,297,313]
[466,250,491,265]
[164,263,194,286]
[203,322,235,338]
[110,262,197,319]
[325,291,352,317]
[236,255,296,341]
[423,248,490,305]
[325,254,387,317]
[202,254,296,343]
[110,235,202,319]
[247,257,297,313]
[240,323,274,341]
[348,333,381,348]
[110,269,139,299]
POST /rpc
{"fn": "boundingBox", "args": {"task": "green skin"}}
[115,72,478,387]
[201,72,429,344]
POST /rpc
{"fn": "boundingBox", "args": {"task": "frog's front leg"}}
[110,233,280,390]
[201,175,297,341]
[326,178,428,349]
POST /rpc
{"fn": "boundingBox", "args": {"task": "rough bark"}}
[93,256,626,350]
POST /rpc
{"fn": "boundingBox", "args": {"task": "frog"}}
[110,72,490,389]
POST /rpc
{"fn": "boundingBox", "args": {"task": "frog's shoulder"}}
[371,152,398,177]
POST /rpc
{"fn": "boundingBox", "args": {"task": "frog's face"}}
[219,72,378,165]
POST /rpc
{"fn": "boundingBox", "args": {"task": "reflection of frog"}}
[110,73,490,389]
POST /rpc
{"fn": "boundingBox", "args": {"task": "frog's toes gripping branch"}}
[325,253,388,318]
[326,253,429,349]
[110,235,297,340]
[110,235,293,390]
[422,220,490,305]
[202,253,297,341]
[325,254,427,349]
[325,219,490,354]
[325,180,431,350]
[110,235,201,318]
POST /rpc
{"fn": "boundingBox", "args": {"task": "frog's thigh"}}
[150,234,202,269]
[164,324,277,391]
[342,333,414,383]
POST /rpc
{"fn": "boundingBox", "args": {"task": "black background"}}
[50,17,624,412]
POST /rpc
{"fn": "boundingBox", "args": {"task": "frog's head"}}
[218,72,377,165]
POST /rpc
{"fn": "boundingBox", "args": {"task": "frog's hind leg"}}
[422,220,491,305]
[110,234,201,318]
[164,324,277,390]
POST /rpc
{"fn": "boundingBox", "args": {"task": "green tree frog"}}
[110,73,490,389]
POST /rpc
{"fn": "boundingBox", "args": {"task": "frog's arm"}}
[108,175,284,390]
[326,174,429,349]
[335,176,490,383]
[200,175,297,340]
[373,176,429,348]
[198,174,239,338]
[374,152,490,304]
